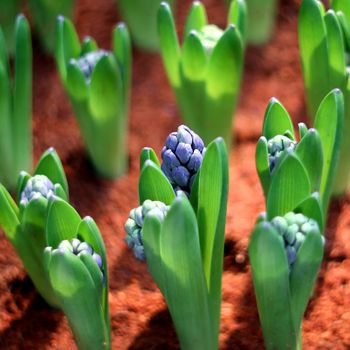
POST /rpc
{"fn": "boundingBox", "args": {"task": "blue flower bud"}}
[270,212,322,270]
[21,175,55,206]
[161,125,206,194]
[71,50,108,82]
[267,135,297,172]
[125,200,169,261]
[56,239,104,275]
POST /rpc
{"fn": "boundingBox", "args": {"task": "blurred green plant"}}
[118,0,176,51]
[55,17,131,178]
[125,125,228,349]
[256,89,343,217]
[45,197,110,350]
[28,0,75,53]
[158,0,246,147]
[0,148,68,308]
[0,0,21,54]
[299,0,350,196]
[0,15,32,191]
[226,0,278,45]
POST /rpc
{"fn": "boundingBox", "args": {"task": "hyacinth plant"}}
[256,89,343,217]
[44,197,110,350]
[125,125,228,349]
[28,0,75,54]
[226,0,278,45]
[158,0,246,146]
[55,16,131,178]
[249,209,324,350]
[118,0,176,51]
[299,0,350,196]
[0,0,21,54]
[0,148,68,308]
[0,15,32,191]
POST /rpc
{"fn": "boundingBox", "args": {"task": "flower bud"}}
[161,125,206,195]
[125,200,169,261]
[20,175,55,206]
[70,50,108,82]
[267,135,297,172]
[196,25,224,55]
[271,212,322,269]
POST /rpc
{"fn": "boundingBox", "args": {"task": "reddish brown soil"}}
[0,0,349,349]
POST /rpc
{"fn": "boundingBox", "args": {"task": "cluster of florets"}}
[57,238,103,271]
[271,212,321,269]
[20,175,55,206]
[267,135,297,172]
[161,125,206,195]
[71,50,108,82]
[125,200,169,261]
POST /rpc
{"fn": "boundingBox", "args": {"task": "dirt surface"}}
[0,0,349,349]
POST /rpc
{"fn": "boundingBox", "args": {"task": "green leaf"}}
[142,214,164,292]
[332,0,350,24]
[139,160,175,205]
[16,171,31,204]
[267,153,311,219]
[158,2,181,87]
[89,54,122,120]
[314,89,344,213]
[262,98,294,140]
[76,216,110,345]
[55,16,80,79]
[256,136,270,199]
[336,11,350,50]
[249,222,296,350]
[12,14,32,178]
[46,197,81,247]
[206,25,243,98]
[48,251,109,350]
[228,0,247,40]
[299,0,330,118]
[66,61,88,100]
[195,138,228,343]
[0,185,19,243]
[81,36,98,55]
[160,195,214,350]
[181,32,207,80]
[184,1,207,37]
[54,184,68,202]
[34,147,69,197]
[298,122,309,139]
[295,128,323,191]
[294,192,324,233]
[290,232,324,333]
[140,147,160,169]
[324,10,347,90]
[112,23,131,104]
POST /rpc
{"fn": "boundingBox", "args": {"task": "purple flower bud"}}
[172,166,190,187]
[177,125,193,144]
[163,149,180,169]
[176,143,193,164]
[166,133,178,151]
[188,150,203,172]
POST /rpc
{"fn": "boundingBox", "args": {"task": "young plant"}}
[125,125,228,349]
[299,0,350,195]
[158,0,246,147]
[0,0,21,54]
[249,209,324,350]
[44,197,110,350]
[28,0,75,54]
[256,89,343,217]
[118,0,176,51]
[0,15,32,191]
[55,17,131,178]
[226,0,278,45]
[0,148,68,308]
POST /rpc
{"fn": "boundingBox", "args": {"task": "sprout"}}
[267,135,297,172]
[20,175,55,206]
